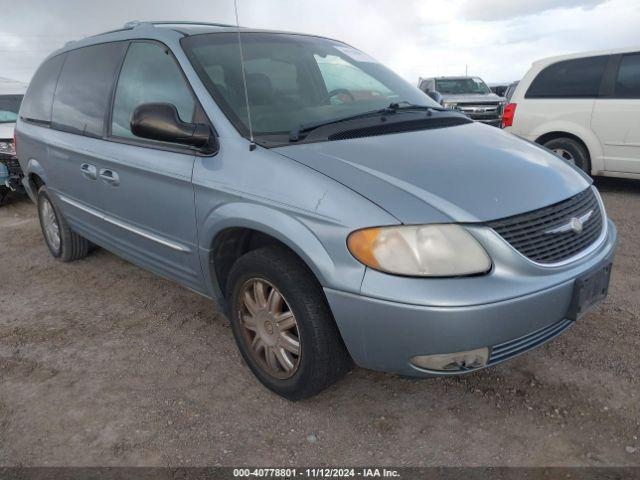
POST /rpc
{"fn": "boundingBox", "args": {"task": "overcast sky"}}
[1,0,639,85]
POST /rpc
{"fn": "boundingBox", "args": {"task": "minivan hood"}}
[274,122,590,224]
[441,93,504,103]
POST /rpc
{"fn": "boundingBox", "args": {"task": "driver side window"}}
[111,42,196,140]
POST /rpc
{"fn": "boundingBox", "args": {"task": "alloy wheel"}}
[553,148,576,165]
[237,278,301,379]
[41,197,61,252]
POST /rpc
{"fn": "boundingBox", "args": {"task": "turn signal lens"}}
[347,225,491,277]
[346,226,381,269]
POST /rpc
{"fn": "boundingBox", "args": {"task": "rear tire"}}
[543,137,590,174]
[37,186,90,262]
[226,245,352,400]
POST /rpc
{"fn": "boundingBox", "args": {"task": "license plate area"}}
[567,262,612,320]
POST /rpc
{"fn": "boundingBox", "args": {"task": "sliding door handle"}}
[99,168,120,187]
[80,163,97,180]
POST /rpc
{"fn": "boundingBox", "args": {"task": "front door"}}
[98,41,205,293]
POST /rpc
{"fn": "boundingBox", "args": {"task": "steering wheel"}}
[325,88,356,103]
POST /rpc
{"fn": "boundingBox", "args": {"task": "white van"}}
[503,47,640,178]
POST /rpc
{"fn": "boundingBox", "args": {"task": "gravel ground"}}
[0,177,639,467]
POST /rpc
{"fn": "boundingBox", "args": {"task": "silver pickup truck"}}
[418,76,506,127]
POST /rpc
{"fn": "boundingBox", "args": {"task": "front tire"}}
[543,137,590,174]
[226,245,352,400]
[37,186,90,262]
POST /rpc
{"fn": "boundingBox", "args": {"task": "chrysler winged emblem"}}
[545,210,593,235]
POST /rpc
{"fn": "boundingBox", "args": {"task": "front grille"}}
[458,105,499,112]
[488,187,603,264]
[458,102,501,107]
[488,319,573,365]
[457,104,502,122]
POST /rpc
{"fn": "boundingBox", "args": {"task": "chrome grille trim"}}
[488,186,607,268]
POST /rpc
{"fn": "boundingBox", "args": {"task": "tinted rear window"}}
[615,53,640,98]
[526,55,609,98]
[20,54,65,124]
[52,42,126,137]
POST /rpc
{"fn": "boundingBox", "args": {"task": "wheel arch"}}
[532,126,603,174]
[25,159,49,202]
[200,203,340,312]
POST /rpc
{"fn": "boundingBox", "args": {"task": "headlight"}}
[0,141,15,156]
[442,102,457,109]
[347,225,491,277]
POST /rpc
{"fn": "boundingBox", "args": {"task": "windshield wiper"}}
[387,101,446,112]
[288,102,444,142]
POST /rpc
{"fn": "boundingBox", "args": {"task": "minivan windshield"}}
[435,78,491,95]
[0,95,23,124]
[182,33,439,143]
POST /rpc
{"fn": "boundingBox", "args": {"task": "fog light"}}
[411,347,489,372]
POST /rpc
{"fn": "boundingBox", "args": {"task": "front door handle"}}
[80,163,97,180]
[99,168,120,187]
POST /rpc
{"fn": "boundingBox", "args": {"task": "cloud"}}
[0,0,638,85]
[461,0,608,21]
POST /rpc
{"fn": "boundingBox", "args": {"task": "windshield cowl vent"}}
[328,117,472,141]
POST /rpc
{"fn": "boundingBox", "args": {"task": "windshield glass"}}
[182,33,439,140]
[0,95,23,124]
[435,78,491,95]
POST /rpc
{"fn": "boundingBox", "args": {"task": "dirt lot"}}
[0,178,639,467]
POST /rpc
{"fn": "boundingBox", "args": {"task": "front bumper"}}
[325,220,617,377]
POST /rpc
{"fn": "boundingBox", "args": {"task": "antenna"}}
[234,0,256,151]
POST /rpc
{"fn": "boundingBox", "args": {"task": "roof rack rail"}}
[123,20,237,29]
[78,21,239,43]
[82,26,138,41]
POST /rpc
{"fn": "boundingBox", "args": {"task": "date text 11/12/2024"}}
[233,468,401,478]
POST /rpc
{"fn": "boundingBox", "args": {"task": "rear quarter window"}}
[615,53,640,98]
[52,42,126,138]
[526,55,609,98]
[20,54,66,125]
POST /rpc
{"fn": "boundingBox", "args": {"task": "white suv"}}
[503,47,640,179]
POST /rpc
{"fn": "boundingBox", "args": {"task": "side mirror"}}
[426,90,443,104]
[130,103,216,152]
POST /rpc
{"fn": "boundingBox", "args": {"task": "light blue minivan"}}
[16,22,617,399]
